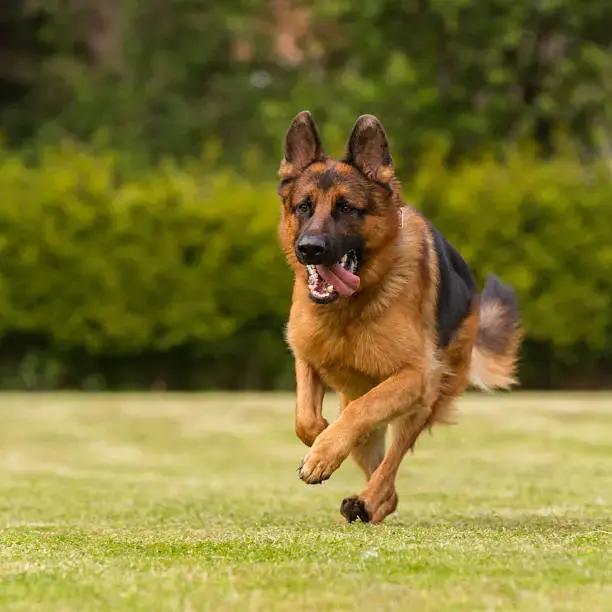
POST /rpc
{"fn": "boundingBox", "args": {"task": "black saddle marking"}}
[429,224,476,348]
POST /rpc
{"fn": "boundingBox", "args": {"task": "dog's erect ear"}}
[279,111,325,184]
[343,115,394,186]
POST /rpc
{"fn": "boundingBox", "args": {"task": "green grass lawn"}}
[0,392,610,611]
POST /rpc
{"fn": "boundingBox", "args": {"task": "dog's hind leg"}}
[341,406,431,524]
[341,313,478,521]
[351,426,387,479]
[339,393,387,479]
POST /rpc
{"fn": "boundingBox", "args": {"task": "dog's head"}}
[278,111,401,304]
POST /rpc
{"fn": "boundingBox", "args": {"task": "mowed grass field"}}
[0,393,610,611]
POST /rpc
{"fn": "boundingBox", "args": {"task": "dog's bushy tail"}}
[469,274,522,391]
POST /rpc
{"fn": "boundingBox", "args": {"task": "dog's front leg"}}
[294,358,327,447]
[298,367,423,484]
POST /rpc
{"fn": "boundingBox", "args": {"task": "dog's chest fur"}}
[288,299,424,399]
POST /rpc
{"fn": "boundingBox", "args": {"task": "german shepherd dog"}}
[278,111,522,524]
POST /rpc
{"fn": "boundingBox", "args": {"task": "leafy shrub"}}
[0,144,610,388]
[413,148,612,349]
[411,148,612,386]
[0,145,289,352]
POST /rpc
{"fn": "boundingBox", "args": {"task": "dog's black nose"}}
[296,234,328,264]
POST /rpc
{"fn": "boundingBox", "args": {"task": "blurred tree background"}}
[0,0,610,389]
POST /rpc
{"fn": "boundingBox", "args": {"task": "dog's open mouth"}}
[306,250,360,303]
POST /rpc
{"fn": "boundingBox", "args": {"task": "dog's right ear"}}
[343,114,394,187]
[278,111,325,195]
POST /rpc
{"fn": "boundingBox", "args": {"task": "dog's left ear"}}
[343,115,394,186]
[279,111,325,189]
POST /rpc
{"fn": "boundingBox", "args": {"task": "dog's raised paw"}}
[340,496,371,523]
[298,458,330,484]
[298,446,341,484]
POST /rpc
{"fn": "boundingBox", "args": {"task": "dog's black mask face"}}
[287,164,367,303]
[278,112,397,304]
[293,186,365,264]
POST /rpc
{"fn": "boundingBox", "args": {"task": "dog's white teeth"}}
[340,254,348,266]
[326,284,333,292]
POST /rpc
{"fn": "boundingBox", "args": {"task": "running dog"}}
[277,111,521,523]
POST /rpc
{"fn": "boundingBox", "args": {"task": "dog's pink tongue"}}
[316,264,360,297]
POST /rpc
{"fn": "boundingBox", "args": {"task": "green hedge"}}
[411,148,612,386]
[0,145,610,388]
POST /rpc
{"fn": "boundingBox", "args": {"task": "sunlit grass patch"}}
[0,392,610,610]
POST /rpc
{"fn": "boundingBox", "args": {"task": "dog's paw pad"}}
[340,496,370,523]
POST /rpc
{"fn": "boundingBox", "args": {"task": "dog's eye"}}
[336,199,356,215]
[295,198,312,215]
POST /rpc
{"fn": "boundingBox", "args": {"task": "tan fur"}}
[469,302,523,390]
[279,112,522,524]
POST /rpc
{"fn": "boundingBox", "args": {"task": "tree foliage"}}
[1,1,611,169]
